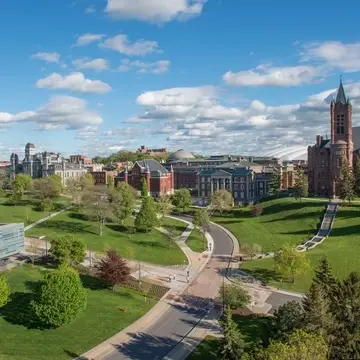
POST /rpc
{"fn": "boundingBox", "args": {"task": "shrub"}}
[251,204,264,217]
[0,275,10,308]
[219,283,251,309]
[32,265,87,327]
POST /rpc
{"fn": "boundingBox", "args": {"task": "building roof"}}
[336,79,347,105]
[136,159,169,175]
[25,143,35,149]
[168,149,195,162]
[320,139,330,148]
[199,168,251,176]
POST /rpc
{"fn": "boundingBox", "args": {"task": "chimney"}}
[316,135,322,147]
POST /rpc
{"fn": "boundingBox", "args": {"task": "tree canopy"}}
[210,189,233,214]
[135,196,159,232]
[172,188,192,212]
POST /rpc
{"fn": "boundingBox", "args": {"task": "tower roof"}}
[335,78,347,105]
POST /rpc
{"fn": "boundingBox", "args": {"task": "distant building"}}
[308,79,359,197]
[137,145,167,155]
[70,155,93,166]
[0,223,24,259]
[10,143,88,185]
[91,170,117,186]
[115,159,173,197]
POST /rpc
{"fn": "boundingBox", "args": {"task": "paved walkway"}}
[24,206,71,231]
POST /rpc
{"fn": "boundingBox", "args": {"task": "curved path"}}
[103,220,234,360]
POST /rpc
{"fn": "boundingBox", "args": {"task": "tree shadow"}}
[262,211,324,223]
[129,239,168,249]
[261,201,326,216]
[63,350,87,359]
[0,291,49,330]
[68,212,90,221]
[35,220,97,235]
[106,224,129,233]
[79,273,107,290]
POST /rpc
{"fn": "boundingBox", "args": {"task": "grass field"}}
[0,195,69,225]
[211,197,327,252]
[161,217,188,236]
[186,228,207,253]
[187,314,269,360]
[0,265,155,360]
[241,204,360,293]
[26,211,188,266]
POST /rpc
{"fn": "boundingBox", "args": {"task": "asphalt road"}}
[103,219,234,360]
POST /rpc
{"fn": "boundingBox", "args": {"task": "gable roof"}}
[135,159,169,175]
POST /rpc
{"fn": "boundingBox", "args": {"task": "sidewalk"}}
[24,206,71,231]
[76,219,215,360]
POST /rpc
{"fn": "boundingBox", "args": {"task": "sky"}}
[1,0,360,161]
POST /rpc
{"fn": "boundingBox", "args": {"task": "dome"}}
[25,143,35,149]
[168,149,195,162]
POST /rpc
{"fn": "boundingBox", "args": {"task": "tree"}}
[210,189,233,215]
[251,204,263,217]
[66,173,94,211]
[313,256,337,297]
[268,301,304,341]
[339,157,355,204]
[32,264,87,328]
[258,329,328,360]
[50,235,86,266]
[156,195,172,224]
[12,174,33,200]
[219,283,251,309]
[96,249,130,289]
[140,178,148,197]
[27,238,41,267]
[33,178,59,201]
[107,175,114,189]
[0,274,10,308]
[172,188,192,213]
[39,198,54,216]
[217,305,245,360]
[83,187,111,236]
[268,171,281,198]
[48,174,63,197]
[274,243,310,283]
[135,196,159,232]
[240,243,262,260]
[354,156,360,197]
[293,168,308,201]
[110,182,135,225]
[193,208,210,249]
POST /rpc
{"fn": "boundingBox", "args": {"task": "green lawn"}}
[211,197,327,252]
[0,195,69,225]
[186,228,207,253]
[0,265,155,360]
[241,204,360,293]
[26,211,187,266]
[161,217,188,236]
[187,314,269,360]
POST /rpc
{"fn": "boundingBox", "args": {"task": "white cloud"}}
[0,96,103,130]
[223,64,323,87]
[73,58,109,71]
[75,33,105,46]
[118,59,170,74]
[302,41,360,73]
[85,6,96,14]
[100,34,159,56]
[32,52,60,63]
[105,0,207,23]
[36,72,112,94]
[125,82,360,156]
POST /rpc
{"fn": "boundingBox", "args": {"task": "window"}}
[207,183,211,189]
[240,177,244,182]
[201,177,205,182]
[201,183,205,189]
[240,184,244,190]
[234,191,238,198]
[234,183,238,190]
[240,191,244,198]
[260,190,263,195]
[336,114,345,135]
[259,182,263,188]
[202,191,205,197]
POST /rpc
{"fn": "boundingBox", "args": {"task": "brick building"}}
[308,79,355,197]
[91,170,118,186]
[115,159,174,197]
[70,155,93,166]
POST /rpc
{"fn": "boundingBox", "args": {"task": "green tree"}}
[240,243,262,260]
[48,174,63,196]
[268,301,304,341]
[32,264,87,328]
[50,235,86,266]
[193,208,210,249]
[107,175,114,189]
[172,188,192,212]
[96,249,130,289]
[39,198,54,216]
[274,243,310,283]
[313,256,337,298]
[258,329,328,360]
[135,196,159,232]
[293,168,308,201]
[210,189,233,215]
[354,156,360,196]
[218,305,245,360]
[156,195,173,224]
[0,274,10,308]
[268,171,281,198]
[110,182,135,225]
[219,283,251,310]
[339,157,355,204]
[140,178,148,197]
[12,173,33,200]
[66,173,94,211]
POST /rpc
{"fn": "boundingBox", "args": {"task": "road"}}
[103,219,300,360]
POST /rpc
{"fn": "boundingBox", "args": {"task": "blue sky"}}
[1,0,360,161]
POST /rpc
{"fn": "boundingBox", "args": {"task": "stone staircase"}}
[296,200,340,252]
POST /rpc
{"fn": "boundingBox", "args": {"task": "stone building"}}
[115,159,174,197]
[10,143,88,185]
[308,80,355,197]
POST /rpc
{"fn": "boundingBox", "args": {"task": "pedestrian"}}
[173,273,176,281]
[168,275,172,282]
[187,270,190,278]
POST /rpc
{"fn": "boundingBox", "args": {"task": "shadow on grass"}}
[106,224,130,233]
[262,210,325,223]
[261,200,326,216]
[63,350,87,359]
[129,239,168,249]
[238,266,280,286]
[35,220,97,235]
[79,273,107,290]
[68,212,90,221]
